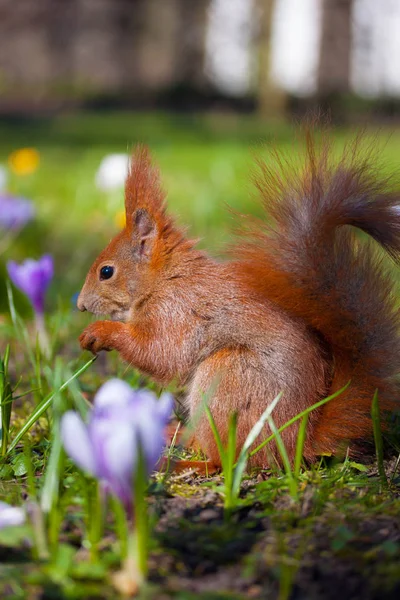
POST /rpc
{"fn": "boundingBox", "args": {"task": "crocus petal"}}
[136,416,167,473]
[7,259,34,297]
[0,502,25,528]
[7,258,45,312]
[7,254,53,314]
[102,422,137,505]
[94,378,136,413]
[157,392,174,423]
[38,255,54,285]
[121,400,167,473]
[94,384,173,473]
[0,195,34,230]
[6,261,20,288]
[89,418,136,507]
[62,380,173,510]
[60,411,97,476]
[130,389,160,411]
[103,423,137,480]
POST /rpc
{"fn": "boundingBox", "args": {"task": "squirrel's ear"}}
[131,208,157,260]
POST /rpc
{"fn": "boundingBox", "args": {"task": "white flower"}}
[0,501,25,528]
[0,165,7,192]
[95,154,130,192]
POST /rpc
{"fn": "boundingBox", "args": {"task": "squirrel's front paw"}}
[79,321,115,354]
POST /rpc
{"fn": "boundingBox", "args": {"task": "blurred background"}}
[2,0,400,117]
[1,0,400,317]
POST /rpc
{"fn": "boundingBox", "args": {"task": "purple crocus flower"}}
[60,379,174,509]
[0,195,34,230]
[7,255,53,315]
[0,501,25,529]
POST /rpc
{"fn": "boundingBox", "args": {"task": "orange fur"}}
[78,129,400,469]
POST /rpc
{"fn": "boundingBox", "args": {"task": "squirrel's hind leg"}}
[187,347,326,469]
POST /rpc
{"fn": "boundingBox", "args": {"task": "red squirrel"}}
[77,129,400,468]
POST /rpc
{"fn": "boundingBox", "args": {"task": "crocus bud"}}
[7,255,53,315]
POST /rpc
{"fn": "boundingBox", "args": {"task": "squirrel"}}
[77,128,400,469]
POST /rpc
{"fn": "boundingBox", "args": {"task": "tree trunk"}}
[317,0,353,97]
[257,0,286,119]
[176,0,210,90]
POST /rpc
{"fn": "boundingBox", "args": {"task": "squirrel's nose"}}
[77,293,87,312]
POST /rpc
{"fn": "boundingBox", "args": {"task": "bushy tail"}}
[235,129,400,453]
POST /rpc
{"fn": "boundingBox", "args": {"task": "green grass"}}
[0,112,400,599]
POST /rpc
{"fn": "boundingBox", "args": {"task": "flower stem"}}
[113,527,143,597]
[34,312,50,358]
[126,529,144,588]
[110,496,128,560]
[27,502,49,561]
[133,447,149,579]
[114,449,148,595]
[87,481,103,564]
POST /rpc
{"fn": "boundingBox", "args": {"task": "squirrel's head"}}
[77,146,190,322]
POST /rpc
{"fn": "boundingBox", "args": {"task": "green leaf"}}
[381,540,399,557]
[0,463,13,478]
[331,525,354,551]
[0,524,31,547]
[71,560,107,580]
[346,461,369,473]
[47,543,76,578]
[11,453,28,477]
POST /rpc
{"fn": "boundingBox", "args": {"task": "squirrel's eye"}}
[99,265,114,281]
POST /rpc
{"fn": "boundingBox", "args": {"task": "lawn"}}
[0,112,400,599]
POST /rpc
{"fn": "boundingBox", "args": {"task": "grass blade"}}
[224,411,238,510]
[232,391,283,497]
[267,415,298,500]
[205,405,227,472]
[0,345,13,455]
[41,359,65,515]
[294,414,308,478]
[249,382,350,459]
[41,433,63,513]
[226,411,238,471]
[6,356,96,455]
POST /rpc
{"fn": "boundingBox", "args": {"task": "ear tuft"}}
[125,145,165,226]
[132,208,157,260]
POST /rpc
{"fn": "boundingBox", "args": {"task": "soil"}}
[1,447,400,599]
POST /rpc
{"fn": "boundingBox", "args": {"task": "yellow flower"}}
[8,148,40,176]
[115,210,126,229]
